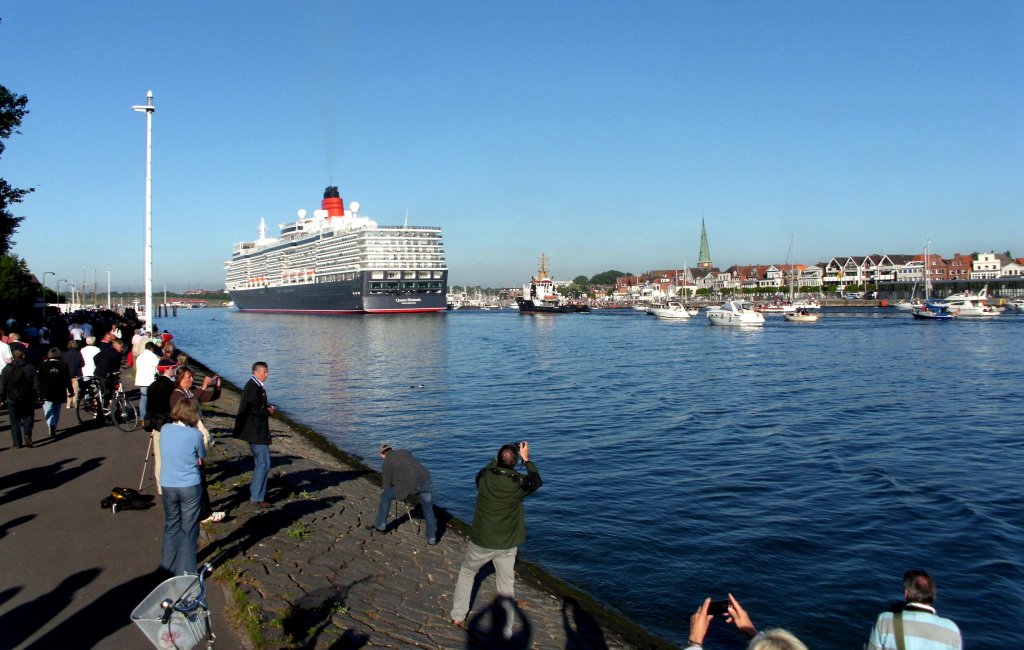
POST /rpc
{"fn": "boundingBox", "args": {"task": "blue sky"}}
[2,1,1021,291]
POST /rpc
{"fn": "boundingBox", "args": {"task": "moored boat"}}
[706,300,766,326]
[927,285,1001,318]
[516,254,590,314]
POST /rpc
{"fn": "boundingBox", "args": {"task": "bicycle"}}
[132,562,215,649]
[76,373,139,432]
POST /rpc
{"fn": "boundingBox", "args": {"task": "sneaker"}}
[427,537,437,545]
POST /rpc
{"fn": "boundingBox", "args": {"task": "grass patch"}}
[219,560,266,649]
[286,521,313,541]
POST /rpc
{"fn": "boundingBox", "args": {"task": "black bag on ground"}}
[100,486,155,512]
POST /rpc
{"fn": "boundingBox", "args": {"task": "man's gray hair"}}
[747,629,808,650]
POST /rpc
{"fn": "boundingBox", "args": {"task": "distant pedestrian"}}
[39,347,72,438]
[62,340,84,408]
[866,569,961,650]
[159,399,207,576]
[160,329,174,346]
[368,443,437,544]
[233,361,275,508]
[134,341,160,423]
[450,441,542,637]
[0,348,39,448]
[0,327,12,374]
[80,336,100,379]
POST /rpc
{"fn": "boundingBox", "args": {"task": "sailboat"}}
[781,236,818,322]
[912,241,957,320]
[892,282,923,311]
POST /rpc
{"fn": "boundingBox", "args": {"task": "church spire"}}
[697,218,712,269]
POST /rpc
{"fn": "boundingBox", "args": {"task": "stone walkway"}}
[190,371,672,650]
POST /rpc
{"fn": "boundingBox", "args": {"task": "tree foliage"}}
[589,270,628,285]
[0,253,39,319]
[0,81,32,256]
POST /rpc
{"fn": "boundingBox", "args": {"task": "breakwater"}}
[170,307,1024,648]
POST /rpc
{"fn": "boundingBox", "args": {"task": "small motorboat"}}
[650,301,691,320]
[706,300,765,327]
[911,305,957,320]
[784,309,819,323]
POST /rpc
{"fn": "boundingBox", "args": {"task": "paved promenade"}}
[2,365,672,649]
[0,398,245,649]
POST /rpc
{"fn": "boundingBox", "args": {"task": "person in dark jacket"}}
[0,347,39,448]
[93,338,124,407]
[450,441,542,636]
[39,347,73,438]
[145,364,178,495]
[62,340,85,409]
[369,444,437,544]
[233,361,275,508]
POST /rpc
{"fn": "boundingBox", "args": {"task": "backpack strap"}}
[893,610,906,650]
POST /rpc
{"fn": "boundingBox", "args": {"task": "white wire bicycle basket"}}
[131,572,213,650]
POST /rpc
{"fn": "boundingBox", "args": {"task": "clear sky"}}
[2,1,1021,291]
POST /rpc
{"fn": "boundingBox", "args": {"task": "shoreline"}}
[186,352,675,649]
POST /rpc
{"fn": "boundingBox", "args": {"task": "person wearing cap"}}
[145,362,179,495]
[450,441,542,638]
[134,341,161,424]
[368,444,437,545]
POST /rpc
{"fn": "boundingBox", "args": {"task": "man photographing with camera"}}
[450,440,542,639]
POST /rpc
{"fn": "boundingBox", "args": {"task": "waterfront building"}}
[1001,259,1024,277]
[971,251,1009,279]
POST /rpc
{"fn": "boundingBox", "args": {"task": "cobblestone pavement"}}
[190,377,670,650]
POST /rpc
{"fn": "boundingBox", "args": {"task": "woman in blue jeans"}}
[159,399,207,575]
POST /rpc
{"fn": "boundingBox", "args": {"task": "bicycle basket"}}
[131,574,210,650]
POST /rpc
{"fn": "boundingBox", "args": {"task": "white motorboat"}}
[754,301,797,314]
[784,309,820,323]
[927,285,1000,318]
[650,301,691,320]
[1005,299,1024,313]
[892,299,923,311]
[685,305,700,317]
[706,300,766,326]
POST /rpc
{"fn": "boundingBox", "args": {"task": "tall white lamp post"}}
[132,90,155,330]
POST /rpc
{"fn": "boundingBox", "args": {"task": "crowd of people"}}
[0,311,965,648]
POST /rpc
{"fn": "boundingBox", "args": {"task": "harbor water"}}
[162,307,1023,648]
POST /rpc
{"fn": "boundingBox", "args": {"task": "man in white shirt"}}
[0,327,12,374]
[80,336,101,379]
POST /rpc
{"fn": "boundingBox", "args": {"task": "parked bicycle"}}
[132,562,215,649]
[76,372,139,432]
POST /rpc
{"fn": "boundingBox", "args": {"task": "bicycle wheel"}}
[112,397,139,432]
[76,392,102,425]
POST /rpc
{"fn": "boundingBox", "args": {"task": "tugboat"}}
[516,254,590,314]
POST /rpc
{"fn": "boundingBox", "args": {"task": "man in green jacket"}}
[450,441,542,638]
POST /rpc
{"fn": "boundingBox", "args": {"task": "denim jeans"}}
[139,385,148,421]
[450,541,517,629]
[42,401,62,432]
[160,484,202,575]
[7,402,34,448]
[249,443,270,502]
[374,477,437,542]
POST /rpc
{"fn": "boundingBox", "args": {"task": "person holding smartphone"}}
[686,593,806,650]
[450,441,542,639]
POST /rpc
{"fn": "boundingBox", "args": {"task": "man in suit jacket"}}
[233,361,275,508]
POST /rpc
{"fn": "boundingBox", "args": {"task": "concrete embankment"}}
[187,354,675,649]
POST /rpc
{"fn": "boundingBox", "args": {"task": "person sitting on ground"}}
[368,443,437,544]
[866,569,961,650]
[158,398,207,576]
[686,594,807,650]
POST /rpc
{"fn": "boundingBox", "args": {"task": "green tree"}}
[0,81,33,256]
[0,253,39,318]
[590,270,628,285]
[572,275,590,287]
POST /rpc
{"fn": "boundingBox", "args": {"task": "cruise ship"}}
[224,186,448,313]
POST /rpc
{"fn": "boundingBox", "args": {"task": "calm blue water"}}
[162,307,1023,649]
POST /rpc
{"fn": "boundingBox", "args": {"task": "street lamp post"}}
[43,271,54,309]
[132,90,155,330]
[58,279,67,312]
[106,267,111,310]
